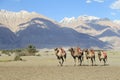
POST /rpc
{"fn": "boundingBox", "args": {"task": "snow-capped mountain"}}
[60,16,120,35]
[17,18,109,49]
[2,10,120,49]
[113,20,120,25]
[0,9,55,32]
[60,15,100,28]
[0,10,110,49]
[60,15,120,49]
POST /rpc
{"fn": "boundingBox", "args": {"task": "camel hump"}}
[60,48,65,53]
[90,49,95,54]
[103,51,107,57]
[77,47,81,53]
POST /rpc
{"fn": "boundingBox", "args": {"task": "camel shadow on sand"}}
[59,64,110,67]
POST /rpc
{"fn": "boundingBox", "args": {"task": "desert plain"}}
[0,49,120,80]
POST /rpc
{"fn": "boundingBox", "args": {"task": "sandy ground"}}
[0,50,120,80]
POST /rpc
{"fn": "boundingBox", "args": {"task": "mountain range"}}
[60,16,120,49]
[0,10,119,49]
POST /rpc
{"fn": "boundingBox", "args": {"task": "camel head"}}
[54,48,59,55]
[83,49,89,54]
[68,48,74,53]
[98,50,101,56]
[54,48,58,51]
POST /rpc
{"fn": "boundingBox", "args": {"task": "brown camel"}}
[98,50,107,65]
[84,49,96,66]
[68,47,84,66]
[54,48,66,66]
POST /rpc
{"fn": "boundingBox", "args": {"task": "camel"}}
[68,47,84,66]
[54,48,66,66]
[84,49,96,66]
[98,50,107,65]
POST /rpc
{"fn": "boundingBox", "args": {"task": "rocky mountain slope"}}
[60,15,120,49]
[16,18,109,49]
[0,25,17,49]
[0,9,55,32]
[0,10,112,49]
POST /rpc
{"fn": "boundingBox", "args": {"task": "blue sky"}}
[0,0,120,21]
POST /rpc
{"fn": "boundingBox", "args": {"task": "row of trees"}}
[1,45,38,56]
[0,45,38,61]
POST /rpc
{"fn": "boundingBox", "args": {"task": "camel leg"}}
[79,57,82,66]
[61,57,64,66]
[93,56,96,65]
[91,58,93,66]
[103,59,106,66]
[87,59,89,66]
[100,59,101,62]
[58,59,62,66]
[57,57,62,66]
[73,57,76,66]
[86,56,90,66]
[64,54,66,62]
[82,55,84,65]
[82,56,84,65]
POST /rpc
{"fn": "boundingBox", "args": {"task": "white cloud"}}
[110,0,120,10]
[94,0,105,3]
[86,0,92,3]
[86,0,105,3]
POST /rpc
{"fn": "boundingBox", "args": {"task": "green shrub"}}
[14,55,22,61]
[26,45,38,56]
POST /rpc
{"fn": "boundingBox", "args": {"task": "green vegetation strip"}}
[0,60,12,62]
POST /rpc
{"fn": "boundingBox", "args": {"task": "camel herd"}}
[54,47,107,66]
